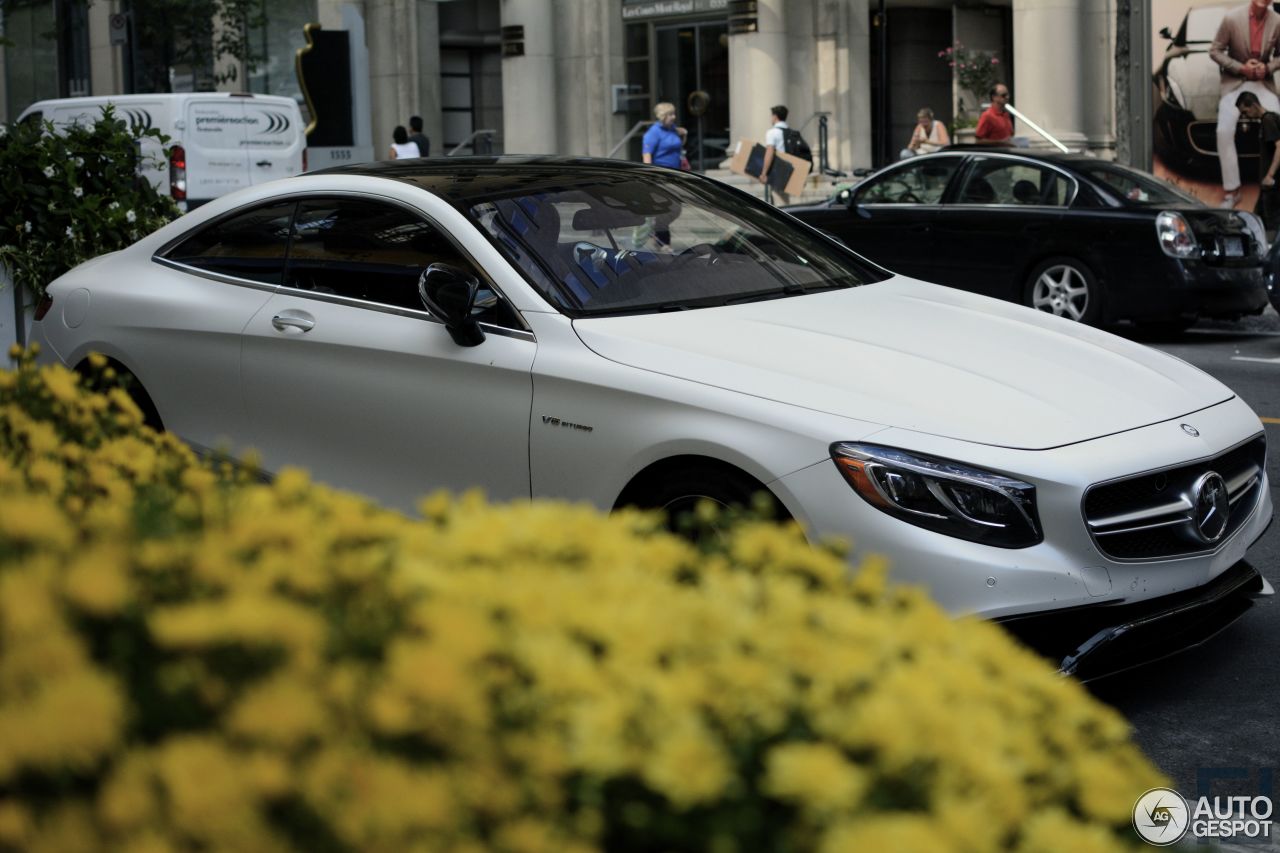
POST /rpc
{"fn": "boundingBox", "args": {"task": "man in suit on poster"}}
[1210,0,1280,207]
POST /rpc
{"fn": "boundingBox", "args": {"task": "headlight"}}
[830,443,1042,548]
[1238,210,1269,256]
[1156,210,1198,258]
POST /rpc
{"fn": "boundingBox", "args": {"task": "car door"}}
[146,200,296,451]
[814,156,964,281]
[925,156,1071,301]
[240,196,536,510]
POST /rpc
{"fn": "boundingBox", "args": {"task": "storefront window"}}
[4,1,59,117]
[247,0,317,102]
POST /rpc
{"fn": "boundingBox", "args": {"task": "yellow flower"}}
[764,742,868,815]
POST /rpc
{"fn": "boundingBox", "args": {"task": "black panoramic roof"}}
[307,155,680,203]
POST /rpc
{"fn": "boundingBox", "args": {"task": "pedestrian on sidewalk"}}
[642,103,686,169]
[1237,90,1280,232]
[759,104,792,204]
[388,126,420,160]
[975,84,1014,145]
[1210,0,1280,209]
[408,116,430,158]
[900,107,950,159]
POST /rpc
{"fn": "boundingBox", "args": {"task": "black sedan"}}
[787,150,1270,330]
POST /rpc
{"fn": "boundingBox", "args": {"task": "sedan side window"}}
[856,158,961,205]
[163,202,296,284]
[284,199,519,327]
[956,161,1073,207]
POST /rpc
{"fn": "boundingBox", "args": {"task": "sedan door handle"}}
[271,310,315,333]
[256,160,272,167]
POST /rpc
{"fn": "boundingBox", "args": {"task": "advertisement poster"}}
[1151,1,1280,210]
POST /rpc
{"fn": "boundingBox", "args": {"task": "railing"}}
[447,129,498,157]
[607,120,654,160]
[795,112,844,177]
[1005,105,1070,153]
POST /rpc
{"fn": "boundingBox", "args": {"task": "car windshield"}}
[461,172,888,316]
[1076,162,1200,207]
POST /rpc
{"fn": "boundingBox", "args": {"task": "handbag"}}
[679,154,691,171]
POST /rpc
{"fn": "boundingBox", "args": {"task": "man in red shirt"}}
[1210,0,1280,207]
[975,84,1014,145]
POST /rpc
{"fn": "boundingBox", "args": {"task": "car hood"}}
[571,278,1233,450]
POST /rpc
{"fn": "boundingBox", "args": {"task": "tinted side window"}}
[856,158,961,204]
[164,202,296,284]
[957,160,1073,207]
[285,199,518,326]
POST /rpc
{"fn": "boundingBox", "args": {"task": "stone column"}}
[367,0,420,158]
[554,0,626,158]
[416,1,443,154]
[728,0,788,151]
[1012,0,1087,150]
[502,0,558,154]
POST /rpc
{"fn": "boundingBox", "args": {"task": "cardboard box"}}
[727,138,812,197]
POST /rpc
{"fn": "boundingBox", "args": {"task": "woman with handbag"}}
[642,103,686,169]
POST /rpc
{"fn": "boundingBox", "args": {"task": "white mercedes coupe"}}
[32,157,1274,679]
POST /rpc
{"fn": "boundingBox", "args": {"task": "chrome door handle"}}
[271,311,315,333]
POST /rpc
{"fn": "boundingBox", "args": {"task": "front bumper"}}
[775,396,1273,620]
[996,557,1272,682]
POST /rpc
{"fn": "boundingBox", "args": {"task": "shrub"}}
[939,42,1003,109]
[0,348,1163,852]
[0,108,178,302]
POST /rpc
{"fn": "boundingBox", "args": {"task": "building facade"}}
[1,0,1121,172]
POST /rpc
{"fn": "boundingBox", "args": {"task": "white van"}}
[18,93,306,210]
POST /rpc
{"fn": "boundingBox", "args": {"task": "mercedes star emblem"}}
[1191,471,1229,544]
[1181,424,1200,437]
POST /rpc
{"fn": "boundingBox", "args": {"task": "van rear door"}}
[184,97,251,202]
[243,98,305,186]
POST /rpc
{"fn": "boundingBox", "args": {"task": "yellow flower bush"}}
[0,348,1163,851]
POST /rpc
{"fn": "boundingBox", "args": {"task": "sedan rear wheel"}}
[1025,257,1100,325]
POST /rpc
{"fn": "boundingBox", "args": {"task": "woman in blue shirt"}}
[642,102,686,169]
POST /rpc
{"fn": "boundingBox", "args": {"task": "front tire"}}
[619,462,788,539]
[1024,257,1101,325]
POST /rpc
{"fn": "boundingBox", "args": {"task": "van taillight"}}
[34,294,53,322]
[169,145,187,200]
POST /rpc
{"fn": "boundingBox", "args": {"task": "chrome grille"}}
[1083,435,1266,561]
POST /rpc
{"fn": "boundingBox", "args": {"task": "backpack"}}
[781,128,812,162]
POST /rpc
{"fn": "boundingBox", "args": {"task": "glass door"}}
[654,21,729,171]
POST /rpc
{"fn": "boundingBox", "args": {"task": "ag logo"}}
[1133,787,1190,846]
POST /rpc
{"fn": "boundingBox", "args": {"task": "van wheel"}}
[1024,257,1101,325]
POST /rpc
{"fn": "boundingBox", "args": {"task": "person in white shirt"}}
[388,125,421,160]
[900,107,951,159]
[759,105,792,204]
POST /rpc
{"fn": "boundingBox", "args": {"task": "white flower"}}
[65,226,74,238]
[126,210,137,223]
[74,157,84,168]
[72,186,83,198]
[23,221,32,233]
[108,201,120,210]
[43,166,55,179]
[0,125,7,138]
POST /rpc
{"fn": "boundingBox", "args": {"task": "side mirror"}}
[419,263,486,347]
[834,188,852,206]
